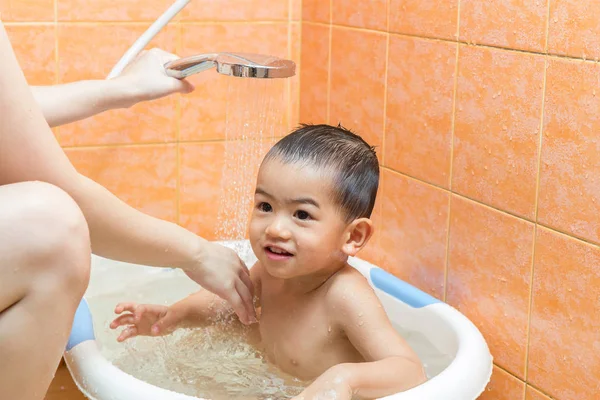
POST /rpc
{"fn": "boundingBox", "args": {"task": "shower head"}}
[165,52,296,79]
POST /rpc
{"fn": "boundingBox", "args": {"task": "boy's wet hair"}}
[264,123,379,222]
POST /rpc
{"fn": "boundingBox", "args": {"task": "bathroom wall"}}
[4,0,600,399]
[1,0,301,242]
[300,1,600,400]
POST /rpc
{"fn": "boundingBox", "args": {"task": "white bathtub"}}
[64,240,492,400]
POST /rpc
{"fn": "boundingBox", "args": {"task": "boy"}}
[111,124,427,399]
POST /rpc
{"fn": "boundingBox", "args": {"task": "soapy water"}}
[86,261,452,400]
[112,327,306,399]
[88,272,305,399]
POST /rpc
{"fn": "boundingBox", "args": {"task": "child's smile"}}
[249,158,348,282]
[264,244,294,260]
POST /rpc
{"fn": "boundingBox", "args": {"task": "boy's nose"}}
[265,217,292,240]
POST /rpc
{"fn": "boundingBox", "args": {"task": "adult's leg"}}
[0,181,91,400]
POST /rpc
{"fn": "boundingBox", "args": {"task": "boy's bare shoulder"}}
[324,265,380,311]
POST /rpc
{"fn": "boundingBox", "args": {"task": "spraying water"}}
[214,78,285,247]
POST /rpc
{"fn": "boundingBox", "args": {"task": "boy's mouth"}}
[265,245,294,260]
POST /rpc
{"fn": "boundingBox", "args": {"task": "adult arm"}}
[31,48,194,127]
[0,25,255,324]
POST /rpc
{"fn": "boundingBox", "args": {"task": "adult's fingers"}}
[239,267,255,298]
[223,288,249,325]
[236,279,256,323]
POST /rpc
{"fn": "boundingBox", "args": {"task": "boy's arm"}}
[157,262,263,332]
[300,273,426,400]
[112,262,263,340]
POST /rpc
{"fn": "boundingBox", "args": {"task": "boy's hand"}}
[292,365,353,400]
[110,302,181,342]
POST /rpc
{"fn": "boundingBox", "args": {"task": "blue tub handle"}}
[66,298,95,351]
[370,268,441,308]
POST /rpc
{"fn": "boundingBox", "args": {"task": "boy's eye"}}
[258,202,272,212]
[294,210,311,220]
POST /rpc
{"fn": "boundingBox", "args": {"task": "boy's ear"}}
[341,218,373,257]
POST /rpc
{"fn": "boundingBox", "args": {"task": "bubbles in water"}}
[111,328,306,399]
[88,269,452,398]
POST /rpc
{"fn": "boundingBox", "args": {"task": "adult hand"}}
[114,48,195,104]
[185,241,257,325]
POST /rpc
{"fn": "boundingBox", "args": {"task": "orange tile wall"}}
[1,0,301,241]
[301,1,600,400]
[3,1,600,400]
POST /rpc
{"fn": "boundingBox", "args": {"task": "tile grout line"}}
[301,21,599,64]
[380,165,600,248]
[443,194,453,302]
[444,0,461,302]
[380,0,391,166]
[288,0,293,125]
[62,140,224,150]
[53,0,58,84]
[175,21,182,226]
[378,0,390,260]
[294,18,302,128]
[5,19,291,25]
[326,0,332,124]
[381,28,390,166]
[53,0,60,140]
[524,55,549,382]
[544,0,551,53]
[493,363,557,399]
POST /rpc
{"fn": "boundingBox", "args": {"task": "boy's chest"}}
[257,293,339,379]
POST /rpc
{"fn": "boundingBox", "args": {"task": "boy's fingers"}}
[117,326,138,342]
[134,305,146,322]
[153,312,175,335]
[109,315,135,329]
[114,302,137,314]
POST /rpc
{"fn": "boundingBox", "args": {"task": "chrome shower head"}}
[165,52,296,79]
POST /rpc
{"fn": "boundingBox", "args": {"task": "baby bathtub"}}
[64,240,493,400]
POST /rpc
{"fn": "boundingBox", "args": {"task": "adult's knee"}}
[3,181,91,297]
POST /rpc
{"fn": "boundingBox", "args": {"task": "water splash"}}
[112,328,305,399]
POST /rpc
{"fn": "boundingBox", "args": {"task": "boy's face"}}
[249,158,350,280]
